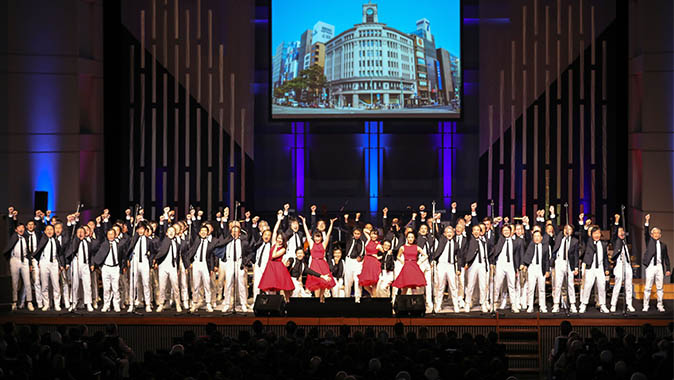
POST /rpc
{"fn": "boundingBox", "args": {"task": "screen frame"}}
[267,0,464,121]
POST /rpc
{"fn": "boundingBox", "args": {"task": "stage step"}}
[499,327,540,377]
[633,280,674,300]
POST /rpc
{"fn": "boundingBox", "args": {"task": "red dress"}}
[392,244,427,288]
[305,243,336,291]
[258,245,295,292]
[358,240,382,286]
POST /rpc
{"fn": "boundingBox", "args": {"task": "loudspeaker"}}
[253,294,285,316]
[34,191,48,212]
[394,295,425,317]
[0,276,11,312]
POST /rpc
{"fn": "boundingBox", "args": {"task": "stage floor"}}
[1,299,671,327]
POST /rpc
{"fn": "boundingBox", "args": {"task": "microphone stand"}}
[488,199,497,317]
[126,205,143,315]
[620,205,632,317]
[561,202,570,317]
[224,201,241,315]
[63,202,83,315]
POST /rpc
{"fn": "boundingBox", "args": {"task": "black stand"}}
[61,202,83,316]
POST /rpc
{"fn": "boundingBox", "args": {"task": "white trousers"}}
[434,263,460,309]
[101,266,120,310]
[291,277,310,297]
[527,264,546,309]
[344,257,363,298]
[10,257,32,303]
[553,260,576,305]
[611,256,633,307]
[191,261,211,307]
[465,260,489,308]
[128,259,152,306]
[223,259,248,311]
[494,261,519,309]
[581,267,606,306]
[643,263,664,307]
[253,262,268,300]
[39,260,61,307]
[377,270,395,297]
[421,262,433,308]
[31,258,43,307]
[518,272,528,309]
[331,278,345,298]
[178,262,190,305]
[158,262,180,306]
[71,258,93,306]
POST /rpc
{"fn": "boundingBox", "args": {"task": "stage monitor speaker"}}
[254,294,285,317]
[285,297,392,317]
[394,295,425,317]
[34,191,48,212]
[0,276,11,312]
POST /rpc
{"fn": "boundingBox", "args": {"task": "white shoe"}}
[433,306,441,314]
[540,307,548,313]
[570,305,578,313]
[512,307,520,313]
[127,305,134,313]
[464,305,471,313]
[526,307,534,313]
[101,306,110,313]
[610,305,616,313]
[600,305,609,313]
[579,304,586,313]
[114,306,121,313]
[176,304,182,313]
[642,304,649,312]
[552,305,559,313]
[454,306,461,313]
[93,302,98,310]
[657,304,665,312]
[86,304,94,312]
[156,305,164,313]
[206,304,214,312]
[481,304,489,313]
[54,305,61,312]
[145,305,152,313]
[42,305,50,312]
[183,301,189,310]
[11,303,17,311]
[355,297,361,304]
[627,305,635,312]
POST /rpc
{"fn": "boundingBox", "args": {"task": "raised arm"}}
[298,214,312,249]
[323,218,337,250]
[644,214,652,245]
[272,210,283,243]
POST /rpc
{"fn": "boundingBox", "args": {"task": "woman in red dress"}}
[259,215,295,301]
[392,231,427,295]
[299,215,337,302]
[358,229,383,297]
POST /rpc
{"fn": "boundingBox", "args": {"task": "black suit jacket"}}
[288,256,322,279]
[186,235,226,271]
[65,236,102,266]
[153,237,184,267]
[582,240,610,271]
[461,235,489,269]
[3,232,29,261]
[550,233,580,269]
[643,226,670,272]
[489,234,520,270]
[432,235,461,266]
[93,236,130,271]
[32,235,64,266]
[522,241,551,274]
[126,234,154,268]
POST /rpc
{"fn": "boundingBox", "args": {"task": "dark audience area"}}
[0,320,671,380]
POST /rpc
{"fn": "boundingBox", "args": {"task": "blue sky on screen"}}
[272,0,460,56]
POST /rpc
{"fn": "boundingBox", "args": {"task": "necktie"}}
[200,239,206,261]
[111,242,117,266]
[234,239,239,261]
[656,242,660,265]
[258,243,267,266]
[19,237,25,261]
[295,234,300,249]
[594,241,599,268]
[535,244,540,265]
[49,239,54,262]
[562,237,568,260]
[80,240,87,264]
[622,240,630,263]
[449,240,454,263]
[169,240,176,267]
[139,237,144,263]
[506,239,511,262]
[28,234,33,254]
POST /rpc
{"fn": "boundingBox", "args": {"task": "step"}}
[506,354,539,359]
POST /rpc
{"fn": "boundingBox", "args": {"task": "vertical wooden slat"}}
[522,6,527,65]
[510,105,515,206]
[174,0,179,39]
[141,11,146,68]
[499,71,504,165]
[511,42,516,101]
[580,40,584,99]
[229,73,236,208]
[208,10,212,69]
[241,108,246,204]
[488,105,494,204]
[533,105,539,200]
